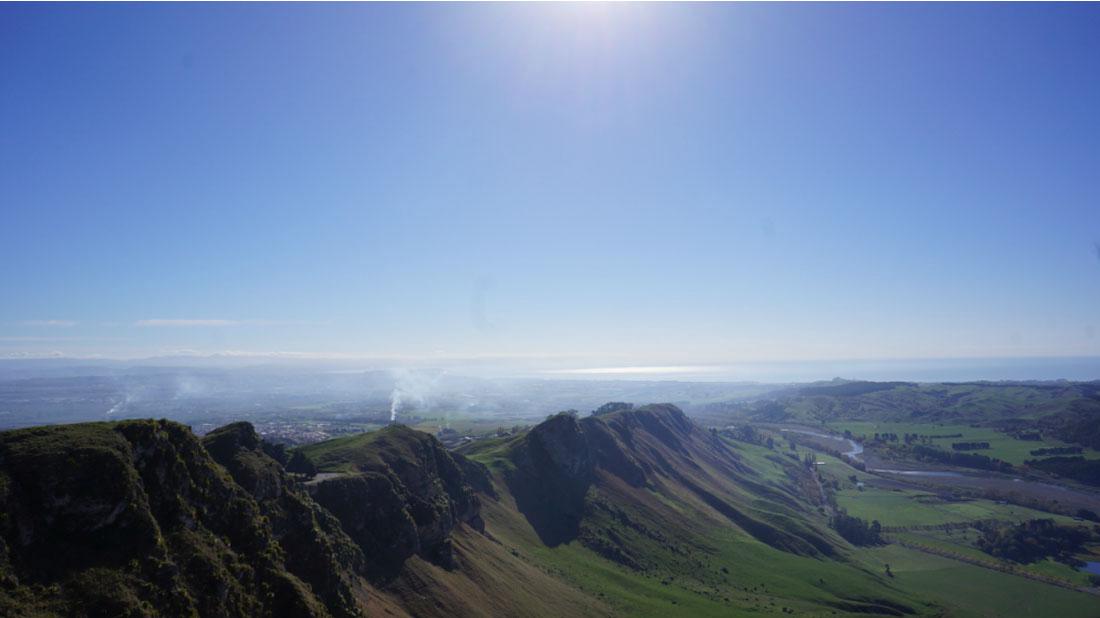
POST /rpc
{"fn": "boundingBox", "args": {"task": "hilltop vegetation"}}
[299,425,484,576]
[0,420,348,617]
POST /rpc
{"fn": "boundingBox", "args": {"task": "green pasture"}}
[827,421,1100,466]
[892,529,1097,588]
[861,544,1100,618]
[835,485,1078,527]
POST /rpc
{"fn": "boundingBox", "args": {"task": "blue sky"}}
[2,3,1099,364]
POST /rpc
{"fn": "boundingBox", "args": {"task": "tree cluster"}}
[950,441,990,451]
[975,519,1090,565]
[1028,446,1082,456]
[830,512,882,546]
[1025,456,1100,487]
[592,402,634,417]
[911,444,1013,473]
[1076,508,1100,523]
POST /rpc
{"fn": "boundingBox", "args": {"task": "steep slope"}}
[296,425,483,574]
[0,420,341,617]
[463,404,927,616]
[294,424,606,617]
[200,422,367,618]
[505,404,835,558]
[0,418,603,618]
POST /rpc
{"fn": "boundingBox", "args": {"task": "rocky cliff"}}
[297,425,485,578]
[0,420,336,617]
[505,404,836,561]
[201,422,365,618]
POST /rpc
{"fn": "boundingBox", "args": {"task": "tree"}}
[592,402,633,416]
[286,450,316,477]
[737,425,759,444]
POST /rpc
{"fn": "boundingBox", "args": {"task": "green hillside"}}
[2,405,1097,617]
[458,404,1100,617]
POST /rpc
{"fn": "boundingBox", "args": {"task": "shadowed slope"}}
[292,423,604,617]
[296,425,484,577]
[503,404,837,558]
[462,404,931,616]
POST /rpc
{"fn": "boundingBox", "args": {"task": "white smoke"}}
[105,391,134,417]
[389,389,402,422]
[387,368,443,424]
[173,374,210,399]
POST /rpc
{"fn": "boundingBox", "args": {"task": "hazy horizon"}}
[3,354,1100,385]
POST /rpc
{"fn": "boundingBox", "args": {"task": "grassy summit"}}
[297,424,443,473]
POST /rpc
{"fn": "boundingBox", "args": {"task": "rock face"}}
[507,404,837,560]
[507,412,599,546]
[301,426,485,578]
[506,407,666,546]
[0,418,491,616]
[201,423,365,618]
[0,420,334,618]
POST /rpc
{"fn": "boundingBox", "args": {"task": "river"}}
[784,428,972,477]
[779,427,863,460]
[779,426,1100,511]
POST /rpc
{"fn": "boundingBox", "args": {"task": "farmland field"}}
[827,421,1100,466]
[834,486,1080,527]
[862,544,1100,618]
[891,529,1097,588]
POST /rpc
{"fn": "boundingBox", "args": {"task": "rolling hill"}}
[708,381,1100,449]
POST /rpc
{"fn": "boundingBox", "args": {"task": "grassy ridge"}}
[475,448,921,616]
[474,424,1100,617]
[464,404,1100,617]
[464,409,932,616]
